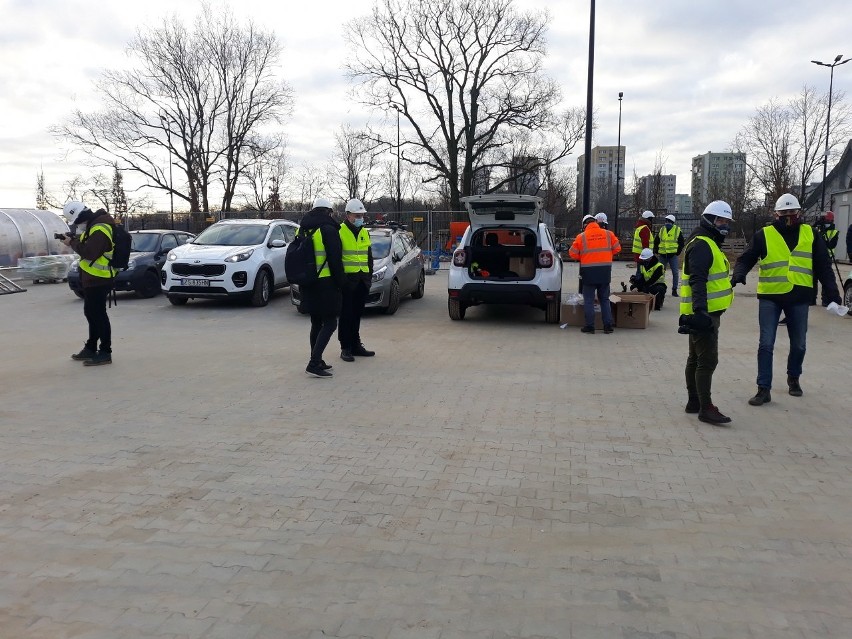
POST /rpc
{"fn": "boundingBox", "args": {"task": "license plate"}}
[181,278,210,287]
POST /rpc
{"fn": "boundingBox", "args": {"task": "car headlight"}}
[69,260,79,273]
[167,252,178,261]
[371,266,387,283]
[225,249,255,263]
[126,258,136,270]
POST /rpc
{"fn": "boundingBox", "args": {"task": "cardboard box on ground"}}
[561,292,654,329]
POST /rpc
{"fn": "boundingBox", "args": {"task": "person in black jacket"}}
[811,212,839,305]
[631,248,667,310]
[846,222,852,261]
[681,201,735,426]
[299,197,345,378]
[732,193,841,405]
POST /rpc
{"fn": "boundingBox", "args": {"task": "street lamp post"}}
[391,104,402,214]
[811,54,849,212]
[614,91,623,236]
[581,0,596,218]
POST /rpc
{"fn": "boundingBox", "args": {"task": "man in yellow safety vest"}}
[679,201,735,426]
[60,201,116,367]
[338,198,375,362]
[732,193,841,406]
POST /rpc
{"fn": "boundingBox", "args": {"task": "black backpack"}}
[285,227,326,285]
[109,223,132,271]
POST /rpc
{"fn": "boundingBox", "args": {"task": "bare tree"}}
[286,164,330,211]
[111,164,128,219]
[241,135,288,211]
[35,170,49,210]
[328,124,385,202]
[733,87,850,206]
[345,0,585,211]
[54,6,292,214]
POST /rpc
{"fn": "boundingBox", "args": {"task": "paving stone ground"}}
[1,263,851,639]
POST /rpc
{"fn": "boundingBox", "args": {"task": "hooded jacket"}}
[298,209,345,289]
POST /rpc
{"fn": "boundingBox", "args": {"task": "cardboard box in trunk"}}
[611,292,654,328]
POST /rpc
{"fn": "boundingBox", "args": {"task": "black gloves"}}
[730,273,746,287]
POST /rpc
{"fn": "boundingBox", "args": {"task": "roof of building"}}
[804,138,852,210]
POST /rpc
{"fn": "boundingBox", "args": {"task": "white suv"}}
[447,194,563,323]
[161,218,298,307]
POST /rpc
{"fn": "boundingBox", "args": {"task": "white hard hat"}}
[63,201,88,225]
[639,248,654,261]
[702,200,733,220]
[641,210,655,219]
[774,193,801,212]
[344,198,367,214]
[594,212,608,224]
[664,214,676,223]
[582,214,595,224]
[311,196,333,211]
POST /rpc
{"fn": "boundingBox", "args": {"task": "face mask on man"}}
[665,223,673,230]
[776,213,799,228]
[352,217,364,228]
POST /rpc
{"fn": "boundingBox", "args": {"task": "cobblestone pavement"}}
[1,265,851,639]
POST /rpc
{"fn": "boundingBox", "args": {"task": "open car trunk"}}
[466,227,538,281]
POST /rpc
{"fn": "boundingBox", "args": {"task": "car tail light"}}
[537,250,554,268]
[452,249,467,267]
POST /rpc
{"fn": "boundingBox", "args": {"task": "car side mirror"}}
[269,239,286,248]
[392,253,403,263]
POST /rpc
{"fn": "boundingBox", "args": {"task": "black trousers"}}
[339,279,369,350]
[685,315,721,408]
[83,284,112,353]
[309,313,338,364]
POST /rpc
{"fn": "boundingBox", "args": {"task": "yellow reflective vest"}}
[639,261,664,283]
[657,225,681,254]
[757,225,813,295]
[824,228,838,258]
[679,236,733,315]
[78,223,114,279]
[310,228,332,279]
[339,224,371,274]
[632,224,650,254]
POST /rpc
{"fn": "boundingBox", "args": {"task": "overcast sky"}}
[1,0,849,211]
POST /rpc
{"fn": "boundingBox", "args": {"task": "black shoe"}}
[672,292,679,298]
[351,344,375,357]
[748,387,771,406]
[580,326,595,334]
[603,325,614,334]
[698,404,732,425]
[685,397,700,414]
[306,362,333,378]
[787,375,803,397]
[319,360,333,371]
[340,349,355,362]
[83,351,112,366]
[71,347,96,361]
[778,317,787,325]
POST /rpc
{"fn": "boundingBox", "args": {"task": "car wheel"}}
[136,270,162,298]
[411,270,426,299]
[448,297,466,320]
[383,279,401,315]
[251,269,272,307]
[844,281,852,309]
[168,295,188,306]
[545,297,561,324]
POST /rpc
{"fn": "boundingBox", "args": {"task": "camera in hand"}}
[54,233,66,240]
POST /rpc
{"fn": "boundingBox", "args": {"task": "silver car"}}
[291,223,426,315]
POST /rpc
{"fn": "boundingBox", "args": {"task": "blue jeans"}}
[757,299,808,388]
[582,283,613,328]
[658,254,679,291]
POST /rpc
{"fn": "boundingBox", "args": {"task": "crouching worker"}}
[630,248,667,310]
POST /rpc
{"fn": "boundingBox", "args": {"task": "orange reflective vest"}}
[569,222,621,266]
